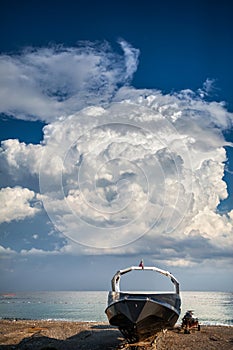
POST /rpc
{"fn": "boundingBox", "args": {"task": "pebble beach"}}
[0,320,233,350]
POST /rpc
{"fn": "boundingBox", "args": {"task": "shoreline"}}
[0,320,233,349]
[1,317,233,327]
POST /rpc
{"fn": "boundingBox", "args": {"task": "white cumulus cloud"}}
[0,41,233,269]
[38,89,233,257]
[0,139,42,183]
[0,187,41,224]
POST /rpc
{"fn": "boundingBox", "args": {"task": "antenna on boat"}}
[139,259,144,269]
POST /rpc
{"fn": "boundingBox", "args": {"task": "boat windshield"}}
[111,266,179,294]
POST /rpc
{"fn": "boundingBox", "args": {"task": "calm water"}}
[0,291,232,326]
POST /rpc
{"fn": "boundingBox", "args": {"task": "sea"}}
[0,291,232,326]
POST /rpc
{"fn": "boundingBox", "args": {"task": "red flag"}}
[139,259,144,269]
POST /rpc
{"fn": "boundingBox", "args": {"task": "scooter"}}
[181,310,200,334]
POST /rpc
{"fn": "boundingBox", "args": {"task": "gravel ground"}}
[0,320,233,350]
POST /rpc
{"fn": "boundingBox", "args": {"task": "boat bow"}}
[105,265,181,342]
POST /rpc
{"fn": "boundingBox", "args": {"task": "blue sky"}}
[0,0,233,292]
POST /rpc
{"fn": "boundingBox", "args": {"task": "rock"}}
[209,335,221,341]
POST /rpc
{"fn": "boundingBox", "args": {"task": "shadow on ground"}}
[0,326,122,350]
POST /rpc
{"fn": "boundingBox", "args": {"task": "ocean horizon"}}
[0,291,232,326]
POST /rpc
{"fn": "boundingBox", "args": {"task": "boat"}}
[105,264,181,342]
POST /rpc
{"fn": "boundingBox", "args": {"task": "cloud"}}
[38,89,233,259]
[0,245,16,256]
[0,186,41,224]
[118,39,140,81]
[0,139,43,189]
[20,247,58,256]
[0,42,139,122]
[197,78,217,98]
[0,41,233,270]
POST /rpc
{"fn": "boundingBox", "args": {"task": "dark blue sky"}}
[0,0,233,292]
[1,0,233,132]
[1,0,232,209]
[1,0,233,108]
